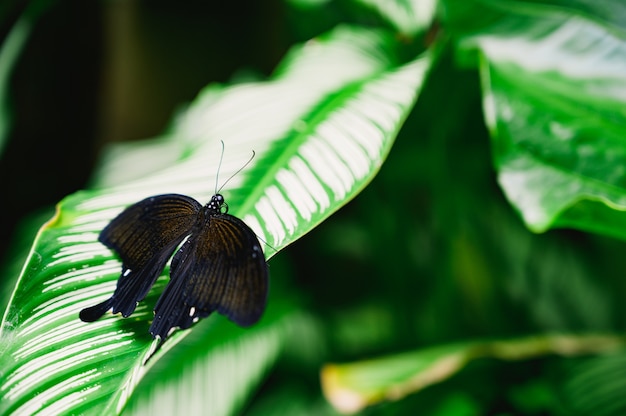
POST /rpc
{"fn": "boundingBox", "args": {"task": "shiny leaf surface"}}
[448,0,626,237]
[0,25,434,415]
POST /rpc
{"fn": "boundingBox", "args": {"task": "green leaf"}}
[446,1,626,238]
[558,350,626,416]
[350,0,437,36]
[0,25,434,415]
[123,300,320,416]
[321,333,625,414]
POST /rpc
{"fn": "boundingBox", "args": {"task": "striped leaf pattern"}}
[0,25,433,415]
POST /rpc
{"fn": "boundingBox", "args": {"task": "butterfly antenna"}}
[256,234,279,255]
[217,150,256,193]
[215,140,226,195]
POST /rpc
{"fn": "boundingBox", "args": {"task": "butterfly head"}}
[207,193,229,214]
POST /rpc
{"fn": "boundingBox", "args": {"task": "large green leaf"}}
[123,296,320,416]
[0,25,434,415]
[443,0,626,239]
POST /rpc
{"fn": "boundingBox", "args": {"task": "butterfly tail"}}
[79,259,169,323]
[109,267,159,318]
[79,299,113,322]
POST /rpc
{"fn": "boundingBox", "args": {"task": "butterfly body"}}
[80,193,268,342]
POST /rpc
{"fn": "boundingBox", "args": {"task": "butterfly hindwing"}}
[80,194,202,322]
[150,212,268,340]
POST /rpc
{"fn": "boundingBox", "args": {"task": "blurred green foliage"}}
[2,0,626,415]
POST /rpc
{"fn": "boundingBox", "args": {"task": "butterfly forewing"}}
[80,194,202,322]
[100,194,202,269]
[150,212,268,340]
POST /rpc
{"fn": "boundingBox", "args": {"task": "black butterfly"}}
[79,192,268,341]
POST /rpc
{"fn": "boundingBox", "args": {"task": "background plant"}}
[1,1,626,415]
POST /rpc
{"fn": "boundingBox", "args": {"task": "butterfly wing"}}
[150,213,268,340]
[80,194,202,322]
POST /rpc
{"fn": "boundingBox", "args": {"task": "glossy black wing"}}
[150,213,268,340]
[80,194,202,322]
